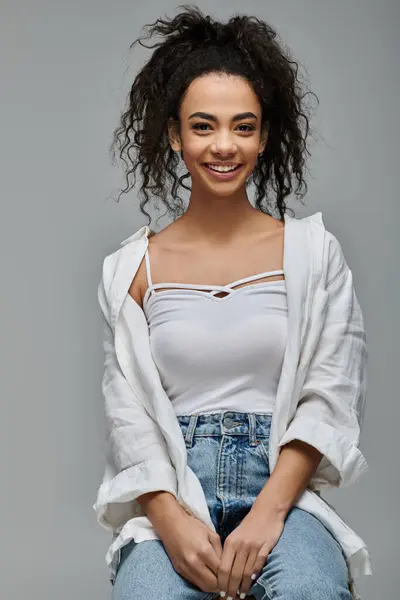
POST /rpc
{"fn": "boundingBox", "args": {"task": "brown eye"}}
[192,123,211,131]
[237,124,254,132]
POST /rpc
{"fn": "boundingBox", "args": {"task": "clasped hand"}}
[216,507,285,598]
[161,506,285,598]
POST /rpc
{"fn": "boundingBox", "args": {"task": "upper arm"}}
[128,254,147,310]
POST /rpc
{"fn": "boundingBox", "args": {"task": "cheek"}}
[183,139,207,162]
[243,142,261,161]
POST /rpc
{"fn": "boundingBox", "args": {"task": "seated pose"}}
[93,6,371,600]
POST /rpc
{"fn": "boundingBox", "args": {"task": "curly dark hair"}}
[109,4,319,224]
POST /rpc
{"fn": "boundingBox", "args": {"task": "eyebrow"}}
[188,111,258,122]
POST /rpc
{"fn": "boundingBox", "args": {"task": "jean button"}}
[224,417,235,429]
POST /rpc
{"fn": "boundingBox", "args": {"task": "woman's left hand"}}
[217,506,285,599]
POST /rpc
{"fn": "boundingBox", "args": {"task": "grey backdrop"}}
[1,1,398,598]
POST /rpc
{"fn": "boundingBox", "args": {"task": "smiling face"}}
[168,72,268,198]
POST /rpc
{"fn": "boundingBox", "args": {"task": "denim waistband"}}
[177,411,273,448]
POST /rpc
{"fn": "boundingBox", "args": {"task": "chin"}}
[209,186,243,197]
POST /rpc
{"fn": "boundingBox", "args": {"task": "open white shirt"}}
[93,211,371,599]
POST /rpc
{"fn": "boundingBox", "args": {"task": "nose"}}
[210,136,237,157]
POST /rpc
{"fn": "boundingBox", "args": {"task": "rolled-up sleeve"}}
[278,237,369,489]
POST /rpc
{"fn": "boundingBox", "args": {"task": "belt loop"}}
[248,413,257,447]
[185,414,198,448]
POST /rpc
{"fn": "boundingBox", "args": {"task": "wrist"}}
[137,491,187,526]
[251,494,289,520]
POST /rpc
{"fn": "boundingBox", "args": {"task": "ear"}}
[259,122,269,154]
[167,118,182,152]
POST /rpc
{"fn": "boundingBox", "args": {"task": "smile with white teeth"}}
[205,164,241,172]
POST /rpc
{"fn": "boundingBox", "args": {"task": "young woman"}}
[94,6,371,600]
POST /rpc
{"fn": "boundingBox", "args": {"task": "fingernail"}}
[219,593,226,598]
[227,597,233,600]
[250,573,257,580]
[240,594,246,599]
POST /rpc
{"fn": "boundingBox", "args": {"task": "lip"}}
[202,163,244,180]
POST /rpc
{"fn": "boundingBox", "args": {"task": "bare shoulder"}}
[147,218,189,247]
[258,212,285,231]
[127,221,182,309]
[248,212,285,243]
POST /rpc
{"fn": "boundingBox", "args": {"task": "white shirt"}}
[93,211,371,599]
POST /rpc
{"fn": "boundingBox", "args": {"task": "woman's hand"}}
[159,511,223,593]
[217,507,285,599]
[138,491,223,593]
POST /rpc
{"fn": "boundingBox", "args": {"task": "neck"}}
[177,186,262,244]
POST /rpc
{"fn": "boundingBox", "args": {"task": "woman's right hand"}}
[159,511,223,593]
[138,491,223,592]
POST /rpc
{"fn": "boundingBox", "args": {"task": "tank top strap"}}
[229,269,285,289]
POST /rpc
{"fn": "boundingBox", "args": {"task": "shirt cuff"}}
[277,416,369,489]
[93,459,178,531]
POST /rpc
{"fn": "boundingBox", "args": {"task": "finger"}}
[184,557,219,594]
[226,550,248,600]
[217,543,235,597]
[236,547,259,597]
[190,565,218,594]
[209,532,223,560]
[206,538,223,577]
[247,545,269,591]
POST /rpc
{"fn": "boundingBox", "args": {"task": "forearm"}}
[137,491,188,533]
[252,440,323,518]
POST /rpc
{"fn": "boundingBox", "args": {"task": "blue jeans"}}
[112,411,351,599]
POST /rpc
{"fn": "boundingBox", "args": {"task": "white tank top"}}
[141,247,288,416]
